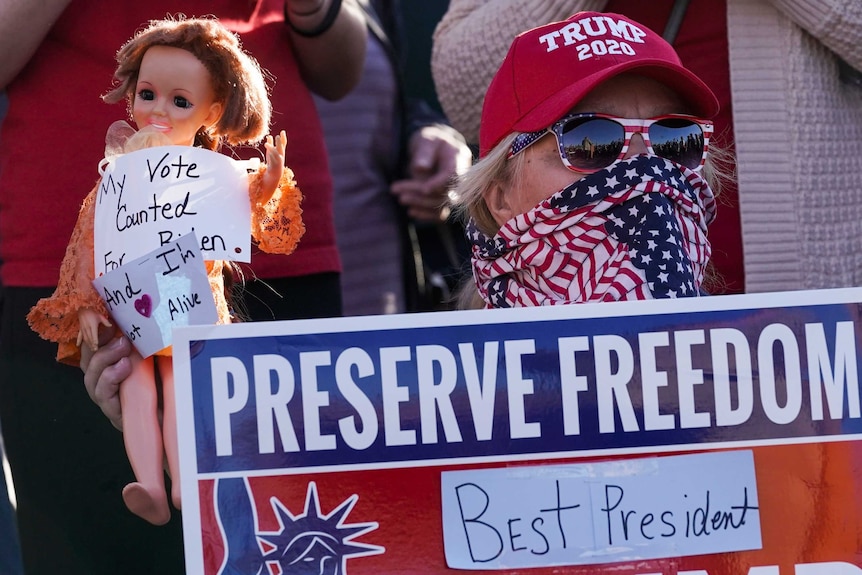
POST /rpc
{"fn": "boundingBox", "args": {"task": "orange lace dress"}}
[27,164,304,365]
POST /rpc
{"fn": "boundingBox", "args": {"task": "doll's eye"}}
[138,89,155,101]
[173,96,193,109]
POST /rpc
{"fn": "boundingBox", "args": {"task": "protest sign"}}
[92,232,218,357]
[94,145,255,277]
[173,288,862,574]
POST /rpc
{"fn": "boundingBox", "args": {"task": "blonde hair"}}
[122,129,173,153]
[451,133,520,238]
[103,16,271,150]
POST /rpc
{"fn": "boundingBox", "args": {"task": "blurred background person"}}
[317,0,472,315]
[0,1,365,573]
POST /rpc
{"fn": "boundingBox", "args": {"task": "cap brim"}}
[511,59,720,135]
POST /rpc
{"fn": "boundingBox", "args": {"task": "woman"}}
[450,15,860,570]
[433,0,862,295]
[451,11,724,308]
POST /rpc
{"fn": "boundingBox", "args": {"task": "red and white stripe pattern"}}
[468,155,715,308]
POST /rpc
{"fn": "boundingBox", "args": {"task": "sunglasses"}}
[509,113,713,173]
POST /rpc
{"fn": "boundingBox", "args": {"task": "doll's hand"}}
[260,130,287,202]
[80,332,132,431]
[77,308,112,352]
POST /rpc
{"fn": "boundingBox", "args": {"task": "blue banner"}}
[177,291,862,475]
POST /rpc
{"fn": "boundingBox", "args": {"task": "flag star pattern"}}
[468,155,715,307]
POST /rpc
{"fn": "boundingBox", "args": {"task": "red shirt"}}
[605,0,742,294]
[0,0,339,287]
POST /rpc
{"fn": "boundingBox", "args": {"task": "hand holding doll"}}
[81,332,131,431]
[27,16,305,526]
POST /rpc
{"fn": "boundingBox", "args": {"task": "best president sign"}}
[173,289,862,574]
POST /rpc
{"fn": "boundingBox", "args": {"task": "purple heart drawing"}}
[134,294,152,318]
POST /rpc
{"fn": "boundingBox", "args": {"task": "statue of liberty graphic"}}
[215,477,383,574]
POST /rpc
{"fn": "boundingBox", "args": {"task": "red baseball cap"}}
[479,11,719,157]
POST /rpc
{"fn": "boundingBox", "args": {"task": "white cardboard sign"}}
[440,450,760,569]
[92,232,218,357]
[94,146,253,278]
[170,287,862,574]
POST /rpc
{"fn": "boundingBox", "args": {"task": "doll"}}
[26,16,305,526]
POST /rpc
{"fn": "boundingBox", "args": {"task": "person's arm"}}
[284,0,367,101]
[769,0,862,70]
[391,122,472,223]
[430,0,608,145]
[0,0,72,90]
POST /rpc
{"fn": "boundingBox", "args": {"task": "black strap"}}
[285,0,342,38]
[662,0,690,44]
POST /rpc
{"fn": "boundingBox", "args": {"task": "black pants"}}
[235,272,342,321]
[0,287,186,574]
[0,273,341,574]
[0,440,23,575]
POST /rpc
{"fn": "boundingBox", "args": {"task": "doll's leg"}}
[159,356,181,510]
[119,352,170,526]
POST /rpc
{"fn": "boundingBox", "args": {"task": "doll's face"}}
[132,45,223,146]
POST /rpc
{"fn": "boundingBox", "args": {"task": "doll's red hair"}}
[103,15,272,150]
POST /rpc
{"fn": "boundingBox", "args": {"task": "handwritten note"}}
[440,450,761,570]
[94,145,253,277]
[92,232,218,357]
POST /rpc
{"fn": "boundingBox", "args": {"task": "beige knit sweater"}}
[432,0,862,293]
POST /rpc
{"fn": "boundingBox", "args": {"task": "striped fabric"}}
[468,155,715,307]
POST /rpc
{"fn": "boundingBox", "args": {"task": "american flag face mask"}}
[468,155,716,307]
